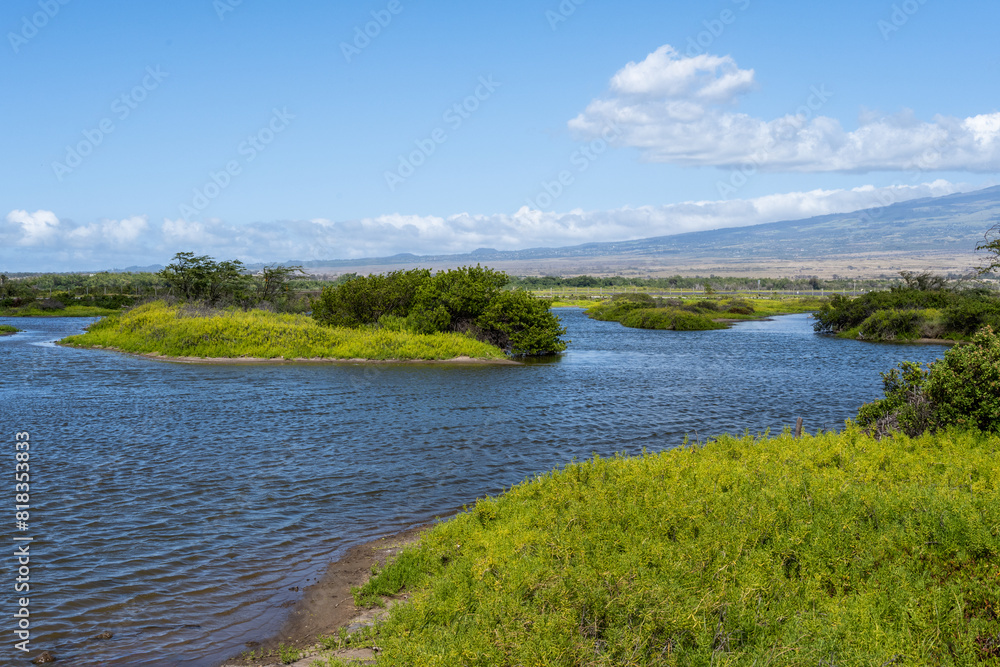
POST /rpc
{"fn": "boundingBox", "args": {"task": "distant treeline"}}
[507,274,983,292]
[4,268,991,307]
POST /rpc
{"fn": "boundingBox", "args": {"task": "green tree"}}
[160,252,252,305]
[254,264,304,305]
[312,269,430,327]
[976,223,1000,276]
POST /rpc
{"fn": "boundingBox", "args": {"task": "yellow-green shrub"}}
[351,427,1000,666]
[59,301,506,360]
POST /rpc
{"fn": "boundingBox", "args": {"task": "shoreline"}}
[58,343,521,365]
[217,523,434,667]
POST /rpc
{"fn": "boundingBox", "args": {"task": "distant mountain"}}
[300,186,1000,278]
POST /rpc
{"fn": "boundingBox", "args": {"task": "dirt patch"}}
[217,526,429,667]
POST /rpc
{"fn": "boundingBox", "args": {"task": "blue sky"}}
[2,0,999,271]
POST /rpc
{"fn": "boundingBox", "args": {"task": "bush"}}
[857,309,922,341]
[925,326,1000,432]
[312,266,567,356]
[857,326,1000,436]
[815,288,1000,340]
[475,290,568,356]
[618,308,726,331]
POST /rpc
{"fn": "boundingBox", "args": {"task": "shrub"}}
[475,290,567,356]
[856,309,922,341]
[857,326,1000,436]
[618,308,726,331]
[925,326,1000,432]
[312,266,567,356]
[815,287,1000,340]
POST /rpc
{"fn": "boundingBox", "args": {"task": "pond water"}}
[0,310,949,665]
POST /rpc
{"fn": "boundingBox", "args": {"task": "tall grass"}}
[346,427,1000,666]
[0,324,20,334]
[59,301,507,360]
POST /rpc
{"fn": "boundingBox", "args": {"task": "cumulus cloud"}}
[0,180,981,271]
[570,45,1000,173]
[5,210,61,246]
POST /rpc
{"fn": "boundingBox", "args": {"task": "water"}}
[0,310,949,665]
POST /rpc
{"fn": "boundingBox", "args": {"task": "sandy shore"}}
[60,344,521,365]
[217,524,432,667]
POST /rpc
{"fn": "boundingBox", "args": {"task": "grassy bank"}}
[588,295,824,331]
[59,301,508,361]
[0,324,20,335]
[0,304,119,317]
[327,427,1000,666]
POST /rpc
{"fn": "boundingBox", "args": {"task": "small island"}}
[0,324,20,335]
[59,255,568,362]
[587,292,825,331]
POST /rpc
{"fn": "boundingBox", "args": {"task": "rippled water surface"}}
[0,310,949,665]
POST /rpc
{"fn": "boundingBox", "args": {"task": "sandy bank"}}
[218,525,430,667]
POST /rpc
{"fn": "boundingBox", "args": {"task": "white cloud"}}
[570,44,1000,173]
[1,180,982,271]
[5,210,61,246]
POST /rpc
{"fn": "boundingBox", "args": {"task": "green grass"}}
[59,301,508,361]
[0,324,20,334]
[0,305,119,317]
[549,299,601,308]
[344,426,1000,666]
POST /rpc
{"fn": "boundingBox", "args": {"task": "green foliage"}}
[159,252,253,305]
[278,643,300,664]
[618,308,727,331]
[590,297,818,332]
[313,266,567,356]
[856,308,922,341]
[856,361,934,437]
[814,287,1000,341]
[925,326,1000,432]
[59,301,507,361]
[858,326,1000,436]
[475,290,568,355]
[312,269,430,327]
[342,428,1000,665]
[0,325,20,334]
